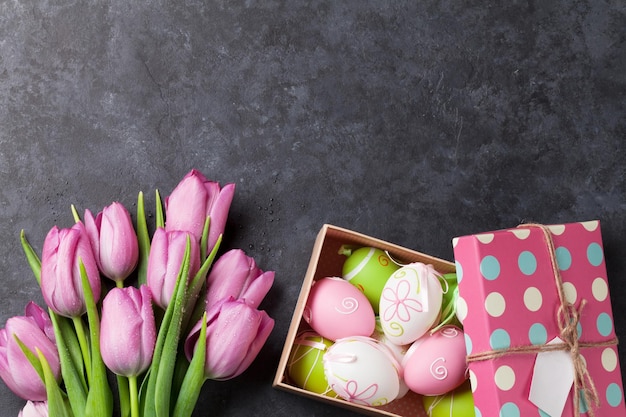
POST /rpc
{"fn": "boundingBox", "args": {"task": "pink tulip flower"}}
[205,249,274,310]
[147,228,201,309]
[100,285,156,377]
[184,297,274,381]
[40,222,101,318]
[0,302,60,401]
[164,169,235,252]
[84,202,139,283]
[18,401,49,417]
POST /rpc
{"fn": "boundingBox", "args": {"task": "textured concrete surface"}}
[0,1,624,416]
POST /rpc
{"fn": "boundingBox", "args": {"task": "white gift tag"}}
[528,337,575,417]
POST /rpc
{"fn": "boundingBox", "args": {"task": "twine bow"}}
[466,223,618,417]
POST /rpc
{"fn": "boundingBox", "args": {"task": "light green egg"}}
[422,380,475,417]
[439,273,462,328]
[287,332,338,398]
[340,246,400,314]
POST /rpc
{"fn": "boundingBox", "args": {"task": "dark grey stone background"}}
[1,1,624,416]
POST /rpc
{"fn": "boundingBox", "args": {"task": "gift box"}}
[273,224,456,417]
[452,220,625,416]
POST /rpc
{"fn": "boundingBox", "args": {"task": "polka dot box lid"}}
[452,220,625,417]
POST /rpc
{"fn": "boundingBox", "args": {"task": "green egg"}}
[340,246,400,314]
[439,273,462,328]
[422,380,474,417]
[287,332,338,398]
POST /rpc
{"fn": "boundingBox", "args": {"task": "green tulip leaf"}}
[200,216,211,261]
[79,260,113,417]
[172,313,207,417]
[37,348,74,417]
[136,191,151,286]
[14,335,44,384]
[155,189,165,229]
[70,204,81,223]
[50,311,88,416]
[20,230,41,285]
[142,238,191,417]
[155,237,192,417]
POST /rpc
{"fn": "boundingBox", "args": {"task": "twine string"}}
[465,223,618,417]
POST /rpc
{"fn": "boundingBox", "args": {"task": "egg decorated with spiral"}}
[303,277,376,341]
[340,246,401,314]
[287,331,339,398]
[402,325,468,396]
[323,336,401,407]
[379,262,444,345]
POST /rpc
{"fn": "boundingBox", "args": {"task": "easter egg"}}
[422,380,475,417]
[303,277,376,341]
[287,331,339,398]
[371,318,411,399]
[379,262,443,345]
[323,336,401,407]
[438,273,462,328]
[340,246,401,314]
[402,325,468,396]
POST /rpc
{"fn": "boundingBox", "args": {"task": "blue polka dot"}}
[555,247,572,271]
[529,323,548,345]
[480,255,500,280]
[597,312,613,337]
[579,389,589,413]
[464,333,473,355]
[474,406,482,417]
[490,329,511,350]
[518,251,537,275]
[538,409,550,417]
[577,321,583,340]
[607,383,623,407]
[587,242,604,267]
[456,261,464,283]
[500,402,520,417]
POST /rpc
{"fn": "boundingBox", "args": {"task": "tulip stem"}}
[72,316,92,384]
[116,280,124,289]
[129,375,140,417]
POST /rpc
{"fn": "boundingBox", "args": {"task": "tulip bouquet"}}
[0,169,275,417]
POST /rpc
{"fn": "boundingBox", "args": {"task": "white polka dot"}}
[511,229,531,239]
[476,233,494,244]
[485,292,506,318]
[592,277,608,302]
[581,220,599,232]
[494,365,515,391]
[469,369,478,393]
[562,282,577,304]
[548,224,566,235]
[456,296,468,323]
[452,237,460,248]
[523,287,542,312]
[602,348,618,372]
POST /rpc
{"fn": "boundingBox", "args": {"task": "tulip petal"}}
[240,271,275,309]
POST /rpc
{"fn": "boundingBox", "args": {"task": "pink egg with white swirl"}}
[303,277,376,341]
[401,325,468,396]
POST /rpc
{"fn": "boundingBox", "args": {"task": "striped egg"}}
[341,246,400,314]
[287,331,339,398]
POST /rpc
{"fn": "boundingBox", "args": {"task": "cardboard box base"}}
[273,224,456,417]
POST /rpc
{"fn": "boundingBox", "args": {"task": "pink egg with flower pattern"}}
[401,325,468,396]
[379,262,444,345]
[323,336,402,407]
[303,277,376,341]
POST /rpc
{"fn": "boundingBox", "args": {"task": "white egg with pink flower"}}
[323,336,402,407]
[379,262,444,345]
